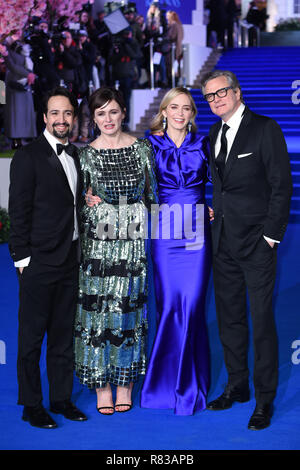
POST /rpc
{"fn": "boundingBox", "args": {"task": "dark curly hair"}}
[43,86,79,116]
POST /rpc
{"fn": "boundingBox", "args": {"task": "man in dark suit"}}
[201,70,293,430]
[9,86,87,428]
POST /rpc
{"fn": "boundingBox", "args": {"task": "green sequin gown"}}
[74,139,157,389]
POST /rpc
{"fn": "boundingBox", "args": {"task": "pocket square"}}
[237,153,253,158]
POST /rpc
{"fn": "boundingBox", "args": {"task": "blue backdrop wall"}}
[134,0,196,25]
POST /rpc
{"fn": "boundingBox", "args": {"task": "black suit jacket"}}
[209,106,293,257]
[9,134,83,266]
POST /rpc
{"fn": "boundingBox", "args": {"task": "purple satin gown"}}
[141,132,212,415]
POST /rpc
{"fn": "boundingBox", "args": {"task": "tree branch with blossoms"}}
[46,0,89,25]
[0,0,47,43]
[0,0,88,48]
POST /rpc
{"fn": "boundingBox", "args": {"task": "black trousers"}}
[17,242,79,407]
[213,227,278,404]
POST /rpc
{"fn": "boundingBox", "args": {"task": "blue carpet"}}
[0,219,299,450]
[1,46,300,451]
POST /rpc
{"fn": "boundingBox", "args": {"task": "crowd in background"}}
[0,0,268,149]
[205,0,268,48]
[0,1,186,148]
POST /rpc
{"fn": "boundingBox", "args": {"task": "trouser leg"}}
[17,261,52,406]
[47,260,79,403]
[242,238,278,404]
[213,234,249,388]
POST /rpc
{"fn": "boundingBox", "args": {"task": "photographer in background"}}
[27,19,60,133]
[124,5,144,87]
[54,30,82,93]
[78,30,96,88]
[70,30,96,143]
[109,27,141,130]
[94,10,111,85]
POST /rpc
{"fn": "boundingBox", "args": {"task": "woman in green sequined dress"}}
[74,87,157,415]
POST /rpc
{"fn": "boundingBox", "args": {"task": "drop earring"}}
[187,121,192,133]
[163,117,167,131]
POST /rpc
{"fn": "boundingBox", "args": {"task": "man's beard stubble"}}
[52,122,71,140]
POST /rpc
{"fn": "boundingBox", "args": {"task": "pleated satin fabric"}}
[141,132,212,415]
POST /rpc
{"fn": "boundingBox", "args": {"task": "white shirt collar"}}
[222,103,245,130]
[44,128,69,155]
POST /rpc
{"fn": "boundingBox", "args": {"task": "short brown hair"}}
[200,70,244,103]
[88,87,126,117]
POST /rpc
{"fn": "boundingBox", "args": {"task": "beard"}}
[52,122,71,140]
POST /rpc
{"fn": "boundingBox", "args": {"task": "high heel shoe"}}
[114,403,132,413]
[96,384,114,415]
[115,382,133,412]
[96,405,114,416]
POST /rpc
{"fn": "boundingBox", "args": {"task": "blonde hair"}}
[146,4,161,24]
[150,87,198,134]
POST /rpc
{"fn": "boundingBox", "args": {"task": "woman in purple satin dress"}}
[140,87,212,415]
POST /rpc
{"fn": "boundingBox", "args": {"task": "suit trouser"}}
[213,228,278,405]
[17,242,79,407]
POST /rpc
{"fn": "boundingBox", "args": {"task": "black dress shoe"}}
[50,400,87,421]
[248,403,272,430]
[206,384,250,410]
[11,142,23,150]
[22,405,58,429]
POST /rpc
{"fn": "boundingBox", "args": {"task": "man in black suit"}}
[9,86,87,428]
[201,70,293,429]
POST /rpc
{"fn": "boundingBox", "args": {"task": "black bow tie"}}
[56,143,75,157]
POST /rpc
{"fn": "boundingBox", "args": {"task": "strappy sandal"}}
[96,406,114,415]
[114,403,132,413]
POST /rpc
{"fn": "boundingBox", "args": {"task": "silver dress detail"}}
[74,139,157,388]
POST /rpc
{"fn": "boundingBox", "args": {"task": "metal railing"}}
[115,19,261,91]
[147,39,187,90]
[149,38,155,90]
[111,16,262,91]
[228,19,261,48]
[171,42,176,89]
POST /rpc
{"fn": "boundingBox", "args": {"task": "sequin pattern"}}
[74,139,157,388]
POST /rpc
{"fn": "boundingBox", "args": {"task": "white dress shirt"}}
[214,103,279,245]
[215,103,245,161]
[15,130,79,268]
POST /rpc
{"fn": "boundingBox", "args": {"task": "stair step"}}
[291,170,300,179]
[292,184,300,197]
[134,46,300,174]
[291,197,300,210]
